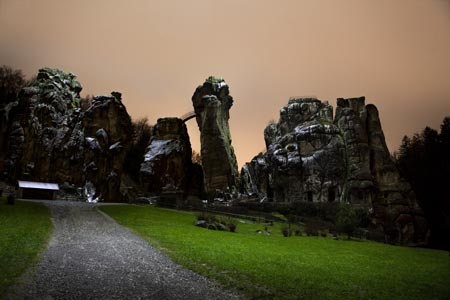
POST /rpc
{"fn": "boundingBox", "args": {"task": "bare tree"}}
[123,117,152,181]
[0,65,26,105]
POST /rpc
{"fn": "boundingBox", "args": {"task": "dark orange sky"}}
[1,0,449,168]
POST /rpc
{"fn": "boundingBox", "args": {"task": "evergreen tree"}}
[395,117,450,250]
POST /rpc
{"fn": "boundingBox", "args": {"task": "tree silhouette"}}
[0,65,26,105]
[123,117,152,182]
[395,116,450,250]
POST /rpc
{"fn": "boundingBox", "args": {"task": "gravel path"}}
[6,201,241,300]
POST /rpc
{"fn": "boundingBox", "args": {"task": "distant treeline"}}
[395,116,450,250]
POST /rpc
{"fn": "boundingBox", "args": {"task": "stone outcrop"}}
[192,76,238,195]
[364,104,428,245]
[82,93,133,202]
[260,98,345,203]
[140,118,192,194]
[140,117,204,206]
[4,67,84,183]
[2,68,133,202]
[240,97,428,245]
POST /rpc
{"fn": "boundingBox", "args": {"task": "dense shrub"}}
[280,222,302,237]
[195,212,237,232]
[281,226,291,237]
[6,194,15,205]
[230,201,371,240]
[336,204,359,239]
[236,201,340,222]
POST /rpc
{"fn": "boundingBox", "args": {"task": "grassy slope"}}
[100,205,450,300]
[0,199,52,296]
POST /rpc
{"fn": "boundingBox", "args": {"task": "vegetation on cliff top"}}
[205,75,225,84]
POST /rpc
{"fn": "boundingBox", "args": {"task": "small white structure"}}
[18,180,59,200]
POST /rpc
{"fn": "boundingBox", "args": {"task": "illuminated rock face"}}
[3,68,84,184]
[139,117,204,207]
[262,98,344,203]
[82,94,133,202]
[140,117,192,194]
[241,97,428,246]
[2,68,133,202]
[192,77,239,195]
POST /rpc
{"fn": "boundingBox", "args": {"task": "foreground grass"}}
[100,205,450,300]
[0,198,52,296]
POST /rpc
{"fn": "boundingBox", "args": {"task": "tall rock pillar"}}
[192,77,238,195]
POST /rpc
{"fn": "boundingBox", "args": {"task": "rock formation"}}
[259,98,345,203]
[140,118,192,193]
[0,67,428,242]
[192,76,239,195]
[240,97,428,245]
[4,67,84,183]
[82,93,133,202]
[139,117,204,207]
[1,68,133,202]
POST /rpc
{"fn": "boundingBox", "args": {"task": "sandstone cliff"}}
[240,97,428,245]
[139,117,204,207]
[192,76,239,195]
[141,118,191,193]
[1,68,133,202]
[82,93,133,202]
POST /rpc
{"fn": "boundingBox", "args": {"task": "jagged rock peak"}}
[192,76,233,130]
[192,76,239,195]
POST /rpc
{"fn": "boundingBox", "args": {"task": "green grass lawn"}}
[0,198,52,296]
[101,205,450,300]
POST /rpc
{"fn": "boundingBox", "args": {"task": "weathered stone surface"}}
[2,68,133,202]
[140,118,192,195]
[82,93,133,202]
[365,104,428,245]
[247,98,345,203]
[240,96,428,245]
[4,68,84,183]
[335,97,373,204]
[192,77,238,195]
[140,117,204,207]
[239,152,269,199]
